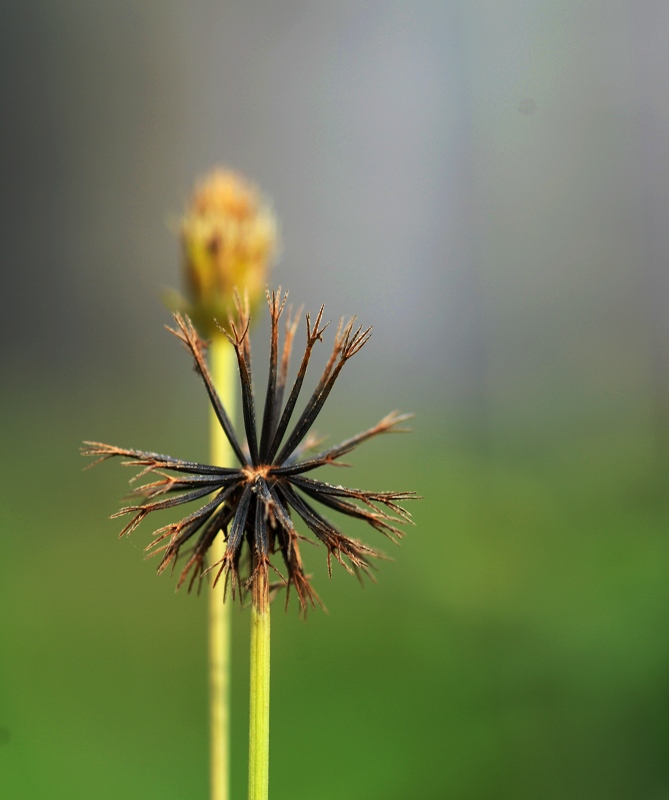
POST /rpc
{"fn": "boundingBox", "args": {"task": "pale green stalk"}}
[249,574,270,800]
[209,334,236,800]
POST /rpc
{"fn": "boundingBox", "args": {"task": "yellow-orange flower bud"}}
[180,169,277,335]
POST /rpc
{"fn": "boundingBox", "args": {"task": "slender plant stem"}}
[249,573,271,800]
[209,334,236,800]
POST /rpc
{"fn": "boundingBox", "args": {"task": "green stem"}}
[209,334,236,800]
[249,574,270,800]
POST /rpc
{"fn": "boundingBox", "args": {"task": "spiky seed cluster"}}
[83,290,415,613]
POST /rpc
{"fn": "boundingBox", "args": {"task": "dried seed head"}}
[83,290,418,615]
[179,169,277,335]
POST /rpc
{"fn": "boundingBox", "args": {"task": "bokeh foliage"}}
[1,371,667,799]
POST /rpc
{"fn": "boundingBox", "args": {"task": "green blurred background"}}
[2,2,669,798]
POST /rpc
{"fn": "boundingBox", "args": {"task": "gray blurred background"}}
[2,2,669,799]
[6,0,667,438]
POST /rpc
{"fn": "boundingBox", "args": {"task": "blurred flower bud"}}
[179,169,277,335]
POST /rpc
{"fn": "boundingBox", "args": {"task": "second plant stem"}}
[209,334,236,800]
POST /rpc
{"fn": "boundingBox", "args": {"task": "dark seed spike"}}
[151,544,179,576]
[259,289,287,461]
[272,485,332,596]
[233,289,252,365]
[272,316,365,465]
[186,557,206,593]
[275,483,329,545]
[196,504,235,576]
[254,494,269,557]
[260,480,300,537]
[145,511,194,545]
[272,411,413,477]
[294,483,405,541]
[166,315,248,466]
[82,442,242,477]
[130,473,239,500]
[144,484,238,553]
[278,531,322,614]
[270,303,302,444]
[342,323,373,359]
[311,315,351,390]
[266,305,328,462]
[222,290,254,385]
[211,557,234,597]
[115,508,149,538]
[274,322,370,465]
[225,311,260,465]
[155,497,234,567]
[281,483,379,550]
[219,534,248,601]
[288,476,403,515]
[223,484,254,561]
[271,321,347,467]
[154,517,206,575]
[279,483,342,541]
[287,474,416,504]
[279,484,378,576]
[148,519,232,580]
[144,525,181,556]
[285,475,416,520]
[151,519,204,566]
[125,462,238,481]
[200,503,235,550]
[266,560,288,588]
[176,519,222,591]
[111,483,219,519]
